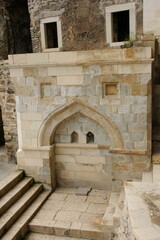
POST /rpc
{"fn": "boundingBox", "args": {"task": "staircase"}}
[0,170,51,240]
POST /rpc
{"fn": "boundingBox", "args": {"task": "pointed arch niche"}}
[38,99,124,149]
[36,100,124,189]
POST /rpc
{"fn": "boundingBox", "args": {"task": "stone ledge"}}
[8,47,152,66]
[109,149,148,155]
[55,143,110,149]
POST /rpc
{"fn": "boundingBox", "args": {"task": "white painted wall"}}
[144,0,160,36]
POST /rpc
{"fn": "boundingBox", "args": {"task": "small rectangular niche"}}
[103,83,118,96]
[40,17,62,52]
[41,83,52,97]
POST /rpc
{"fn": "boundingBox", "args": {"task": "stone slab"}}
[75,187,92,196]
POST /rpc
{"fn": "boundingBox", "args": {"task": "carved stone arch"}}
[38,99,124,149]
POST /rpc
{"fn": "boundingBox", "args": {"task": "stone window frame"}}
[105,2,136,47]
[40,16,63,52]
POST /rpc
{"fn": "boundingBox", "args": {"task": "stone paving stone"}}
[75,187,92,196]
[33,209,57,220]
[54,210,82,222]
[65,194,87,203]
[86,195,108,204]
[62,201,89,212]
[55,187,76,194]
[53,221,71,236]
[79,212,103,224]
[86,203,107,214]
[89,189,110,197]
[48,193,68,201]
[41,200,65,211]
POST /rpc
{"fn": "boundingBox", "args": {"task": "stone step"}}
[0,177,34,216]
[1,190,51,240]
[153,164,160,183]
[25,233,88,240]
[142,171,153,182]
[113,189,125,227]
[102,192,120,226]
[0,183,43,238]
[29,221,109,240]
[0,170,24,198]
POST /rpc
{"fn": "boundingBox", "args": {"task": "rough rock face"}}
[0,61,18,163]
[28,0,143,52]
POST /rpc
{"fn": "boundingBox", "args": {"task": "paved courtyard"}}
[29,187,110,238]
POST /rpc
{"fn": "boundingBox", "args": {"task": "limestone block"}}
[25,150,41,159]
[16,149,25,158]
[56,155,76,163]
[55,148,80,155]
[26,53,49,65]
[76,156,106,164]
[16,104,27,113]
[131,105,147,113]
[48,67,68,76]
[58,170,75,180]
[54,96,66,105]
[133,63,151,74]
[80,149,101,156]
[57,76,84,85]
[66,86,85,97]
[117,64,132,74]
[59,135,71,143]
[26,77,35,86]
[130,133,144,141]
[10,68,24,77]
[63,163,96,172]
[13,54,27,65]
[17,157,25,167]
[50,51,78,64]
[8,55,13,65]
[78,134,86,144]
[38,67,48,77]
[23,67,38,77]
[21,113,42,121]
[25,157,43,167]
[27,105,38,113]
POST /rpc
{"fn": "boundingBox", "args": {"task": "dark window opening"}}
[87,132,94,144]
[45,22,58,48]
[112,10,129,42]
[71,132,78,143]
[0,108,5,146]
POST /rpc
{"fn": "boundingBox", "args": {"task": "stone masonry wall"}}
[54,112,111,189]
[28,0,143,53]
[0,60,18,163]
[10,47,152,188]
[54,112,110,145]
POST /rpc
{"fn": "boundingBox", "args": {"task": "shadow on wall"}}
[0,108,5,146]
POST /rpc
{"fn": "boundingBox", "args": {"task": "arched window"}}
[71,131,78,143]
[86,132,94,143]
